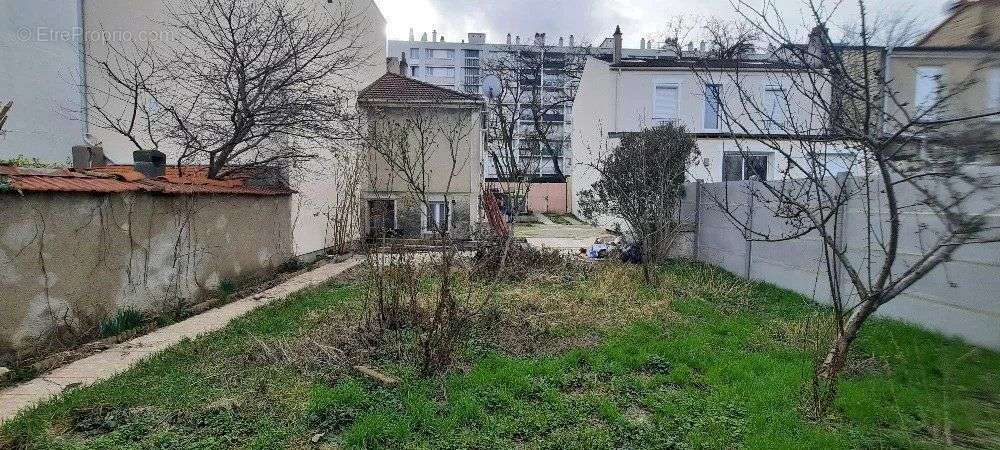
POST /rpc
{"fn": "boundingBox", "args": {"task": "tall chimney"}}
[612,26,623,64]
[386,56,400,74]
[569,34,574,47]
[409,28,415,41]
[71,145,106,170]
[534,32,546,46]
[640,37,646,50]
[133,150,166,178]
[699,40,706,52]
[516,35,521,45]
[432,29,437,42]
[507,33,512,45]
[559,36,564,46]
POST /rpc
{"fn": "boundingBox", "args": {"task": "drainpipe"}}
[879,46,892,137]
[77,0,90,141]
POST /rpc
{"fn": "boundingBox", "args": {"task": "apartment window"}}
[722,153,769,182]
[425,48,454,60]
[653,83,679,125]
[426,67,455,77]
[704,84,721,130]
[409,48,420,60]
[763,85,785,132]
[426,202,449,232]
[915,66,944,120]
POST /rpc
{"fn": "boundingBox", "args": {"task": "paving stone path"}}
[0,256,363,424]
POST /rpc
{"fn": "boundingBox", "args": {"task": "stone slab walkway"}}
[0,256,363,424]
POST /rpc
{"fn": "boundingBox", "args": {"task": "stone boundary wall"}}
[0,192,293,353]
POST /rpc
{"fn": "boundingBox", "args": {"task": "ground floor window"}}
[368,199,395,236]
[426,201,449,232]
[722,153,769,181]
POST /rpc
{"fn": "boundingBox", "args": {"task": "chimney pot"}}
[569,34,574,47]
[71,145,106,170]
[612,26,623,64]
[133,150,166,178]
[432,29,437,42]
[640,37,646,49]
[559,36,564,46]
[506,33,512,44]
[409,28,415,41]
[516,35,521,45]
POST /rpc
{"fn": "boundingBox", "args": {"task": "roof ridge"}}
[358,72,484,103]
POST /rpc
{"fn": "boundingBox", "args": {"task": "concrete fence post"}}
[693,180,703,260]
[744,181,755,279]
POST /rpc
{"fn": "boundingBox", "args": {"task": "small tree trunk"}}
[816,298,878,381]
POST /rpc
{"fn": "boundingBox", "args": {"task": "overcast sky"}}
[372,0,953,47]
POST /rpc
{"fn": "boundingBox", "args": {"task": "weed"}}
[99,308,145,338]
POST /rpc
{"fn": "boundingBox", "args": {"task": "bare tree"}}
[578,124,700,283]
[358,105,479,375]
[703,17,763,59]
[697,0,1000,407]
[0,101,12,136]
[86,0,374,179]
[481,41,586,181]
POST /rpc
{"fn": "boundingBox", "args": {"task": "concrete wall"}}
[680,180,1000,350]
[0,192,293,351]
[0,0,86,161]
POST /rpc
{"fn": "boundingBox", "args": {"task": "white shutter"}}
[915,67,943,119]
[654,84,678,122]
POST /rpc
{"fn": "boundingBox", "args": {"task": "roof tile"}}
[358,72,484,104]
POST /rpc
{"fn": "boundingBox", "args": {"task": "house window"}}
[763,85,785,132]
[704,84,721,130]
[722,153,769,181]
[427,67,455,77]
[425,49,454,60]
[409,48,420,60]
[653,83,679,125]
[426,201,449,232]
[368,199,395,236]
[915,66,944,120]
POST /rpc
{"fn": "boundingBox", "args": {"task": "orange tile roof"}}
[0,165,292,196]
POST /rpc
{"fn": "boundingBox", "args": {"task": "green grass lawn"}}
[2,261,997,449]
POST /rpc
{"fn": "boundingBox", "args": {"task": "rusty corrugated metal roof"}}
[0,164,292,196]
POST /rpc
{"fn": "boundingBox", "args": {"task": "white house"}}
[571,28,854,220]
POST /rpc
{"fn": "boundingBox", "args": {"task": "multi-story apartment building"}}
[388,30,670,182]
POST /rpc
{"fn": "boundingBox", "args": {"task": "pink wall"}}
[526,183,569,214]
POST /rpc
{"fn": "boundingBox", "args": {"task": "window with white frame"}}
[425,49,454,60]
[722,153,769,182]
[703,84,721,130]
[914,66,944,120]
[763,85,785,132]
[409,48,420,60]
[653,83,679,125]
[989,68,1000,121]
[426,201,449,232]
[426,67,455,78]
